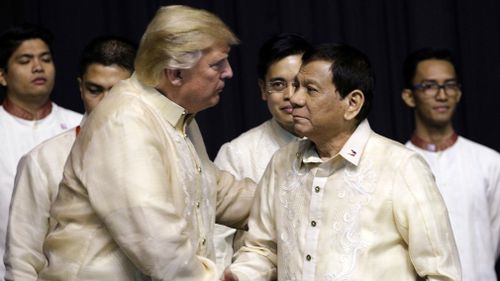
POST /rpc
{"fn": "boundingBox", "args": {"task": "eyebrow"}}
[15,51,52,59]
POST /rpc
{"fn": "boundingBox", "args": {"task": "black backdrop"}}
[1,0,500,275]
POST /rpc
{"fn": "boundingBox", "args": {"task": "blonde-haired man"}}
[37,5,254,281]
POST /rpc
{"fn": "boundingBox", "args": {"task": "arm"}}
[5,155,51,281]
[79,110,217,281]
[215,168,255,230]
[229,162,278,281]
[393,154,462,281]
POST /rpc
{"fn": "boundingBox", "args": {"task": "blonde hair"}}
[135,5,239,87]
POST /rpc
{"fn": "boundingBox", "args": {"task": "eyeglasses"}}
[413,81,461,97]
[266,79,298,94]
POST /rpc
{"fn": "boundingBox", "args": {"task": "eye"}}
[306,85,318,94]
[87,86,103,95]
[17,57,30,64]
[210,59,226,71]
[269,80,287,91]
[444,81,460,90]
[421,82,438,90]
[41,54,53,63]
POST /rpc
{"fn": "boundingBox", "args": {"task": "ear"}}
[0,68,7,87]
[165,68,183,86]
[401,89,416,108]
[344,90,364,121]
[258,79,267,101]
[77,77,83,98]
[455,89,462,103]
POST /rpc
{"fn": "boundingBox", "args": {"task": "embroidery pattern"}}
[324,160,375,281]
[278,143,309,281]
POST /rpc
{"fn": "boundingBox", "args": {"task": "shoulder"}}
[216,120,273,156]
[457,136,500,157]
[51,103,83,122]
[230,120,274,145]
[25,128,76,163]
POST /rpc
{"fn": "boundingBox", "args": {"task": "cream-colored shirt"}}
[37,75,254,281]
[230,120,461,281]
[5,127,78,281]
[213,119,298,275]
[407,137,500,281]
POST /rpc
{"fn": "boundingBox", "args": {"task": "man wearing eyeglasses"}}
[401,47,500,281]
[213,33,312,276]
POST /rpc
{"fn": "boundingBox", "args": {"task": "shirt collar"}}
[410,132,458,152]
[130,74,192,133]
[2,96,52,120]
[301,119,372,167]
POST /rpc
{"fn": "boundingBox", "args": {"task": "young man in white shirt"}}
[0,24,82,280]
[4,36,136,281]
[401,48,500,281]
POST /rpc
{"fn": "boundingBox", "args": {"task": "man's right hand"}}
[220,268,239,281]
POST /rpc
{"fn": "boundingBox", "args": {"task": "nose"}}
[32,58,44,73]
[290,86,305,108]
[221,60,233,80]
[435,86,448,100]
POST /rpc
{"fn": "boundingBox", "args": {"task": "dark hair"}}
[403,48,457,89]
[0,23,54,70]
[256,33,312,80]
[302,43,374,122]
[79,36,137,77]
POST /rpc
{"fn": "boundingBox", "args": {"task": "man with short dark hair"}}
[223,44,461,281]
[4,36,136,281]
[213,33,311,274]
[402,47,500,281]
[0,24,82,280]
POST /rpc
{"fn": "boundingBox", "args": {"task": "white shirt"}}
[4,127,78,281]
[0,103,81,281]
[213,119,298,275]
[230,120,461,281]
[407,137,500,281]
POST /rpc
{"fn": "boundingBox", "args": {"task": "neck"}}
[414,120,455,145]
[3,95,52,120]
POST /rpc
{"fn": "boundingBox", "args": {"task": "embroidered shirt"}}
[36,75,255,281]
[230,120,461,281]
[213,118,299,275]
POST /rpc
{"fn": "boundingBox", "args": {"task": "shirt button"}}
[311,221,317,227]
[195,201,200,208]
[314,186,320,193]
[197,166,202,173]
[201,238,206,245]
[306,254,312,261]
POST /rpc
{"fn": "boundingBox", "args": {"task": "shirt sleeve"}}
[229,159,278,281]
[77,110,218,281]
[393,153,462,281]
[215,167,256,230]
[5,154,51,281]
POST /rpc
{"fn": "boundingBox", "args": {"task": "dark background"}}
[1,0,499,275]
